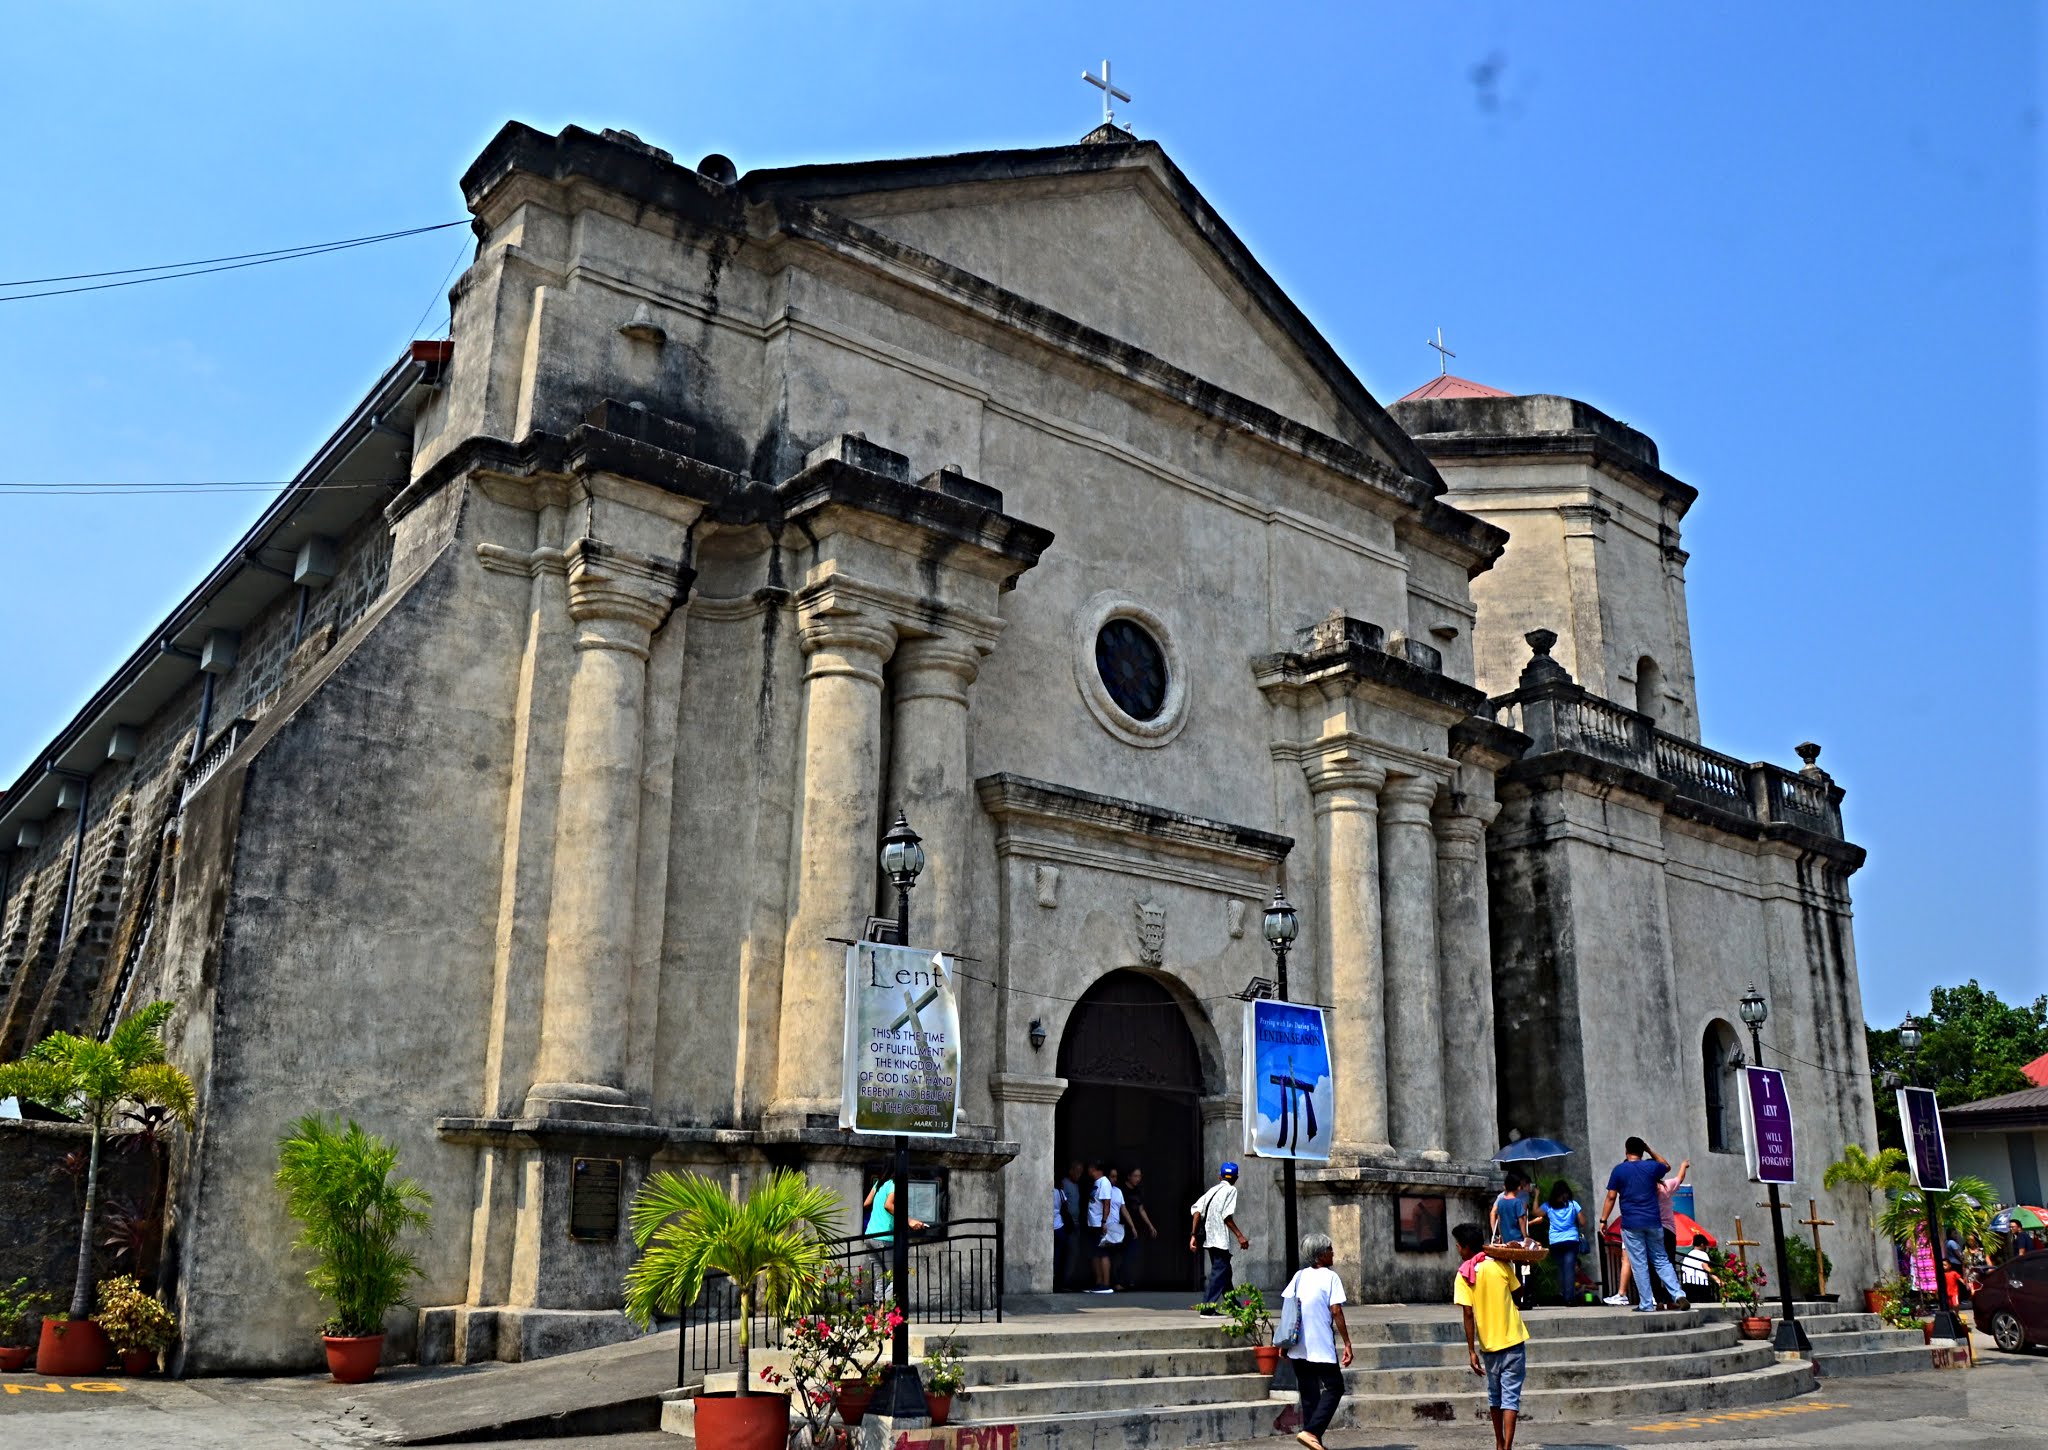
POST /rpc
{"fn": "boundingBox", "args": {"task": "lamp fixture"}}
[1028,1018,1047,1052]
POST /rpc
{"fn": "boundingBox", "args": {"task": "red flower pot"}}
[322,1333,386,1384]
[925,1391,953,1426]
[693,1391,791,1450]
[1254,1345,1282,1375]
[1738,1316,1772,1340]
[37,1318,110,1376]
[0,1345,30,1372]
[1864,1289,1888,1315]
[120,1349,156,1375]
[836,1378,874,1425]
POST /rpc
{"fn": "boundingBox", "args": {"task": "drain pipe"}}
[50,770,91,946]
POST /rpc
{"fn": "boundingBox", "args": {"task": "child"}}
[1453,1221,1548,1450]
[1490,1171,1530,1244]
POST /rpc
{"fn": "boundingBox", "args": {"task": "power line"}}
[0,221,469,302]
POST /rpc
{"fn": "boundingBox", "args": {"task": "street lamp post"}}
[875,811,927,1418]
[1737,984,1808,1353]
[1898,1015,1968,1342]
[1262,890,1300,1280]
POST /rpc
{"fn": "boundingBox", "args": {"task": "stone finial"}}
[1518,628,1572,688]
[1796,741,1831,781]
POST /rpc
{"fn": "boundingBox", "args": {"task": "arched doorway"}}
[1056,970,1205,1290]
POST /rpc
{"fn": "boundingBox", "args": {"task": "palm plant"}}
[1822,1144,1908,1196]
[623,1169,842,1394]
[1876,1173,1997,1256]
[0,1001,194,1321]
[275,1116,432,1337]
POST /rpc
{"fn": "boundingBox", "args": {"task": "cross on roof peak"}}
[1082,60,1132,129]
[1427,327,1456,376]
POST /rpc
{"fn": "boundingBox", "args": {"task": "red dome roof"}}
[1397,374,1513,402]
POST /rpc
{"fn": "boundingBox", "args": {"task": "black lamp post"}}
[1898,1015,1968,1341]
[1737,983,1808,1353]
[1262,889,1301,1280]
[874,810,927,1418]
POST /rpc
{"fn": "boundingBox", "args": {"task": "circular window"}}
[1072,593,1189,748]
[1094,618,1168,721]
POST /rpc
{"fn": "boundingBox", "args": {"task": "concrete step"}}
[962,1345,1256,1385]
[1805,1327,1927,1355]
[1343,1342,1777,1395]
[1354,1322,1739,1368]
[957,1370,1276,1419]
[933,1321,1231,1356]
[1811,1343,1937,1378]
[974,1361,1817,1448]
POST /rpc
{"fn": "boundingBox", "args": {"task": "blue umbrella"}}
[1494,1137,1573,1164]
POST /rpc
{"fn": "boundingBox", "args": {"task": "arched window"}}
[1702,1020,1743,1153]
[1635,656,1664,723]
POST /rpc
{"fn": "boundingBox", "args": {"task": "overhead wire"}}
[0,220,470,302]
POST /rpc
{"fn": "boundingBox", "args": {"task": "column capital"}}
[1379,774,1442,824]
[798,612,897,684]
[564,539,690,636]
[892,635,984,704]
[1301,747,1387,801]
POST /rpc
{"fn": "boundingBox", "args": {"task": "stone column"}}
[1435,799,1502,1164]
[887,635,982,954]
[772,604,898,1118]
[1303,753,1391,1155]
[990,1072,1067,1291]
[527,541,688,1118]
[1379,775,1448,1161]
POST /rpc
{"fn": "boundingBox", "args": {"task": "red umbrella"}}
[1599,1214,1716,1248]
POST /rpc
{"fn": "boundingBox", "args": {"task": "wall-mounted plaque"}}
[569,1157,623,1242]
[1396,1194,1448,1253]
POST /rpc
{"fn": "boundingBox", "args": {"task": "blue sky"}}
[1,2,2037,1027]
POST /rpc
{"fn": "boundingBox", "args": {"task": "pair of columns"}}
[772,583,992,1118]
[1305,753,1499,1163]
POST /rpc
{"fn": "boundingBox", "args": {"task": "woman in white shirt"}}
[1282,1232,1353,1450]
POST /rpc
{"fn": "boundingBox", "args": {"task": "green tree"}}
[275,1117,432,1337]
[1866,980,2047,1150]
[623,1169,841,1394]
[0,1002,195,1321]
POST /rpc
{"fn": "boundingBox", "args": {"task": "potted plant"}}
[922,1336,966,1426]
[1709,1253,1771,1338]
[275,1116,432,1383]
[1822,1144,1908,1313]
[0,1279,54,1371]
[623,1168,841,1450]
[0,1001,194,1377]
[1785,1236,1835,1303]
[1205,1283,1279,1373]
[93,1274,175,1374]
[1874,1276,1920,1331]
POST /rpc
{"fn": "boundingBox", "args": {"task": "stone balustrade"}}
[1492,677,1844,839]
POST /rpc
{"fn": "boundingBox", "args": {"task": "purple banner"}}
[1742,1066,1797,1185]
[1898,1086,1950,1191]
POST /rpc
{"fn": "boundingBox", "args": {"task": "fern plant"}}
[275,1116,431,1337]
[623,1169,841,1395]
[0,1001,194,1321]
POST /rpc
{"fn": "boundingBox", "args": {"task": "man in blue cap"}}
[1189,1162,1251,1311]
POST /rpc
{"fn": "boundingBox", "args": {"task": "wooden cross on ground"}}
[1800,1199,1835,1296]
[1729,1215,1762,1272]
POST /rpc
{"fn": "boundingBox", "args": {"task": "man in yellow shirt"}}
[1451,1222,1548,1450]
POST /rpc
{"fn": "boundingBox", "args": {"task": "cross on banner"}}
[1427,327,1456,376]
[1268,1066,1319,1150]
[1799,1199,1835,1297]
[1082,60,1132,128]
[1729,1215,1761,1272]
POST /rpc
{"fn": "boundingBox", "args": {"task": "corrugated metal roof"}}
[1942,1084,2048,1122]
[1398,374,1514,402]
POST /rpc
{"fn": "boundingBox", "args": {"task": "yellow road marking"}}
[2,1382,127,1395]
[1632,1400,1848,1432]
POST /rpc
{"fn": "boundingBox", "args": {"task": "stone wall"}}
[0,1119,154,1308]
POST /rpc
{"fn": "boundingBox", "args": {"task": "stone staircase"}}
[935,1305,1816,1449]
[1701,1304,1936,1378]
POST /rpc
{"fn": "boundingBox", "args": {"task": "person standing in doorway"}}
[1052,1169,1069,1292]
[1190,1162,1250,1311]
[1059,1161,1085,1290]
[1452,1222,1548,1450]
[1541,1181,1588,1306]
[1282,1232,1353,1450]
[1085,1161,1123,1293]
[1597,1137,1688,1312]
[1119,1165,1159,1289]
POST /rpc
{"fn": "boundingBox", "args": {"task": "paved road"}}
[4,1346,2042,1448]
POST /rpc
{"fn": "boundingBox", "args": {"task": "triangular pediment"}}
[750,143,1439,490]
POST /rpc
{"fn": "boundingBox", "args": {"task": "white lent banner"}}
[1243,999,1334,1162]
[839,941,961,1137]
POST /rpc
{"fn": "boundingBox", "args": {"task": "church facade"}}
[0,122,1878,1371]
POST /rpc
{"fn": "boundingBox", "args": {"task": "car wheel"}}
[1990,1311,2025,1353]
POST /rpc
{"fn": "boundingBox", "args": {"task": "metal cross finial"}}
[1428,327,1456,376]
[1082,59,1132,128]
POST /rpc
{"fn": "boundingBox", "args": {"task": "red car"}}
[1972,1249,2048,1352]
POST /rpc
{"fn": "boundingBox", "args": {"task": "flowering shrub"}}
[93,1274,177,1352]
[763,1266,904,1448]
[921,1336,965,1395]
[1708,1253,1767,1311]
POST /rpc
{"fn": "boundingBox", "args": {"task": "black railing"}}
[679,1217,1003,1386]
